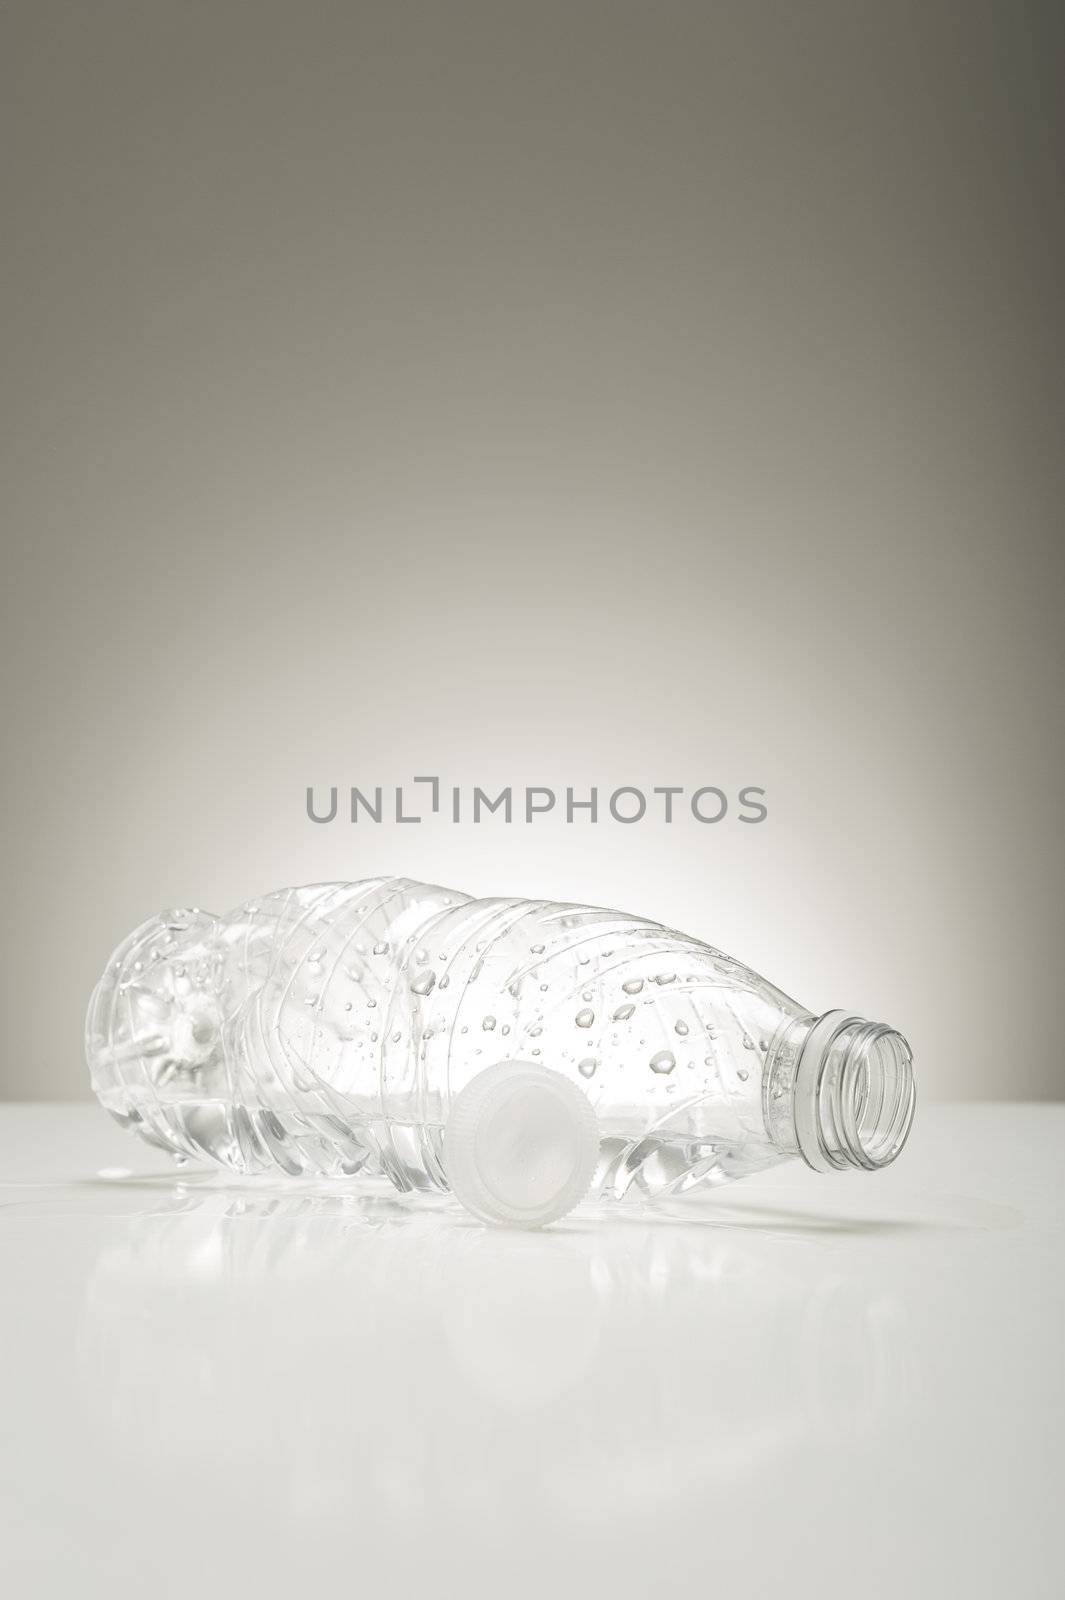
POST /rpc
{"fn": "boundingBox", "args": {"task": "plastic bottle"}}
[86,877,916,1224]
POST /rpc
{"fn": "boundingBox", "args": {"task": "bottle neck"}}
[764,1010,916,1173]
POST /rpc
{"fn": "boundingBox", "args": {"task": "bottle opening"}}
[793,1011,916,1174]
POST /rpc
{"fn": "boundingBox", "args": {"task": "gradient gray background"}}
[2,1,1062,1102]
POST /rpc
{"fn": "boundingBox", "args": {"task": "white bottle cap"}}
[444,1061,600,1228]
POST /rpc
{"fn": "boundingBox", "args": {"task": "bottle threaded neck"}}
[768,1010,916,1174]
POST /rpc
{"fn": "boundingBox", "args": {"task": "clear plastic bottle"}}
[86,877,916,1219]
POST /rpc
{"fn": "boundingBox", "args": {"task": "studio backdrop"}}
[2,0,1061,1103]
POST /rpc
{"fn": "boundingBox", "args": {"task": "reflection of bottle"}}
[86,877,916,1220]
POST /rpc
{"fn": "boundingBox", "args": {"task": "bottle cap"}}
[444,1061,599,1228]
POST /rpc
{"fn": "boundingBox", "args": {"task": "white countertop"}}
[0,1103,1061,1600]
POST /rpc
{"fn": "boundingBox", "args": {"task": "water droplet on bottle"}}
[674,1020,689,1036]
[613,1003,635,1022]
[415,947,429,964]
[539,983,548,992]
[622,978,644,995]
[410,970,436,996]
[470,957,484,980]
[391,1031,402,1044]
[366,998,377,1009]
[305,992,319,1007]
[530,942,545,954]
[578,1057,598,1078]
[737,1067,749,1081]
[581,989,593,1002]
[575,1007,595,1028]
[501,1024,510,1035]
[654,972,676,986]
[649,1050,676,1075]
[529,1024,543,1037]
[482,1015,497,1032]
[370,1031,378,1043]
[439,976,450,989]
[743,1038,755,1050]
[344,1001,353,1012]
[373,942,388,955]
[577,951,590,966]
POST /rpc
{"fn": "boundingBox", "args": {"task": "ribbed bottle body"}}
[87,877,809,1199]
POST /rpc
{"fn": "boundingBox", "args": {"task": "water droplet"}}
[373,942,388,955]
[578,1057,598,1079]
[460,1025,468,1034]
[531,1048,541,1056]
[366,998,377,1009]
[344,1001,353,1012]
[654,972,676,986]
[415,947,429,964]
[410,970,436,996]
[439,976,450,989]
[622,978,644,995]
[482,1015,497,1032]
[529,1024,543,1037]
[581,989,593,1002]
[470,957,484,980]
[539,983,548,992]
[759,1039,768,1050]
[391,1030,402,1044]
[577,951,590,965]
[575,1007,595,1028]
[649,1049,676,1075]
[309,950,323,963]
[737,1067,750,1081]
[530,942,545,954]
[674,1020,689,1036]
[613,1003,635,1021]
[370,1031,379,1043]
[501,1024,510,1035]
[743,1038,755,1050]
[305,993,319,1006]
